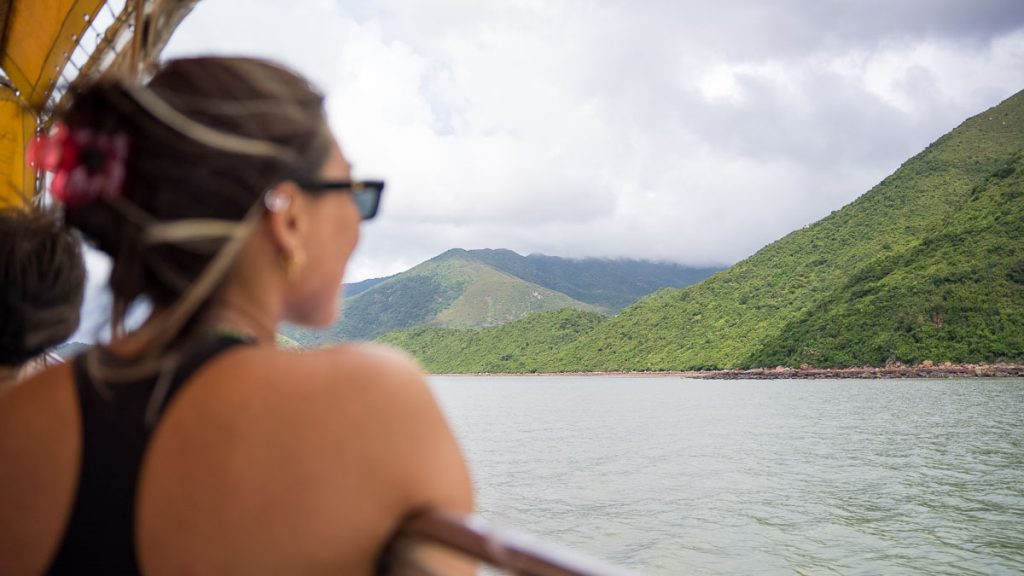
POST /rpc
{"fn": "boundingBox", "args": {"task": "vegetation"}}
[378,90,1024,372]
[748,151,1024,366]
[282,249,712,345]
[466,248,721,311]
[378,309,606,373]
[342,275,392,298]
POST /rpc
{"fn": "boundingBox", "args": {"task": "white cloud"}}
[70,247,112,344]
[157,0,1024,283]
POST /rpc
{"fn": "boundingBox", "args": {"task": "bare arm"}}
[320,344,475,574]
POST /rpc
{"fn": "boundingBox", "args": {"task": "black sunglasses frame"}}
[297,179,385,220]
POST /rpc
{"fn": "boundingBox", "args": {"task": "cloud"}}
[69,247,150,344]
[69,247,113,344]
[159,0,1024,282]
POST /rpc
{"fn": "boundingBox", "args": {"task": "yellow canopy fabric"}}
[0,0,106,207]
[2,0,106,109]
[0,92,35,208]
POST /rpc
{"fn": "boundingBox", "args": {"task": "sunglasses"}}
[297,179,385,220]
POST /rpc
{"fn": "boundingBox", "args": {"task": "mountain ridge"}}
[380,89,1024,371]
[282,249,720,345]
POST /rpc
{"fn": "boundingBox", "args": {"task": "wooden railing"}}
[384,510,641,576]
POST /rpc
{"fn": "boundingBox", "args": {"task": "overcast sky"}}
[158,0,1024,281]
[155,0,1024,281]
[74,0,1024,308]
[72,0,1024,341]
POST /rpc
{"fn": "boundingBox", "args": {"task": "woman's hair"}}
[0,208,85,366]
[59,57,332,346]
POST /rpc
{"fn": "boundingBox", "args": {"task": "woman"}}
[0,57,473,575]
[0,207,85,390]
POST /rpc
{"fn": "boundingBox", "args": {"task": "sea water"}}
[428,376,1024,575]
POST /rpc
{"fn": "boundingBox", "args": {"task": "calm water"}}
[427,376,1024,575]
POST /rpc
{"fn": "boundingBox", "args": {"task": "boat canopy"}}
[0,0,195,208]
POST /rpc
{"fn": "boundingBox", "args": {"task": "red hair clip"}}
[28,122,130,208]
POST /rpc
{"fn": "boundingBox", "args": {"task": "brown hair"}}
[0,207,85,366]
[60,57,332,347]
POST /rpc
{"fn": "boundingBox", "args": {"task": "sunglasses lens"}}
[354,188,380,220]
[301,180,382,220]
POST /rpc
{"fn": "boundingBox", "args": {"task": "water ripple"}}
[430,377,1024,575]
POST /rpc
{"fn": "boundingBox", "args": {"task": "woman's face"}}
[284,140,361,327]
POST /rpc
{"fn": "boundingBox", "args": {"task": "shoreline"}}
[435,363,1024,379]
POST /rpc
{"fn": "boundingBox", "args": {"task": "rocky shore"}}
[440,362,1024,378]
[677,362,1024,380]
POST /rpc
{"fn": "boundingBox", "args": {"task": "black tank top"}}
[47,335,248,575]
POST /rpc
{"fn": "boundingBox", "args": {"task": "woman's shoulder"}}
[304,341,424,376]
[221,341,427,397]
[197,341,439,437]
[0,361,76,421]
[138,342,469,573]
[180,340,470,509]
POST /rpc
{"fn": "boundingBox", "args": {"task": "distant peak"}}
[467,248,523,257]
[433,248,469,260]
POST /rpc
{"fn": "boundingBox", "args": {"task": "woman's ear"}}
[263,181,307,257]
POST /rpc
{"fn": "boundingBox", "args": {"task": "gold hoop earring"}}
[286,249,307,283]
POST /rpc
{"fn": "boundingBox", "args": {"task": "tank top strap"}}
[46,334,250,575]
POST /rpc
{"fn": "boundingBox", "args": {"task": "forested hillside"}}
[283,249,716,345]
[380,90,1024,372]
[467,248,721,311]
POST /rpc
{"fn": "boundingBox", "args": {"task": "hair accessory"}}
[28,122,130,208]
[122,84,298,163]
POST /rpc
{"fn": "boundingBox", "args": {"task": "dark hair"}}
[61,57,332,329]
[0,208,85,366]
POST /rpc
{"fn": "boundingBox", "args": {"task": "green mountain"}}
[342,276,391,298]
[748,150,1024,367]
[380,90,1024,372]
[466,248,721,311]
[283,249,717,346]
[380,308,606,373]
